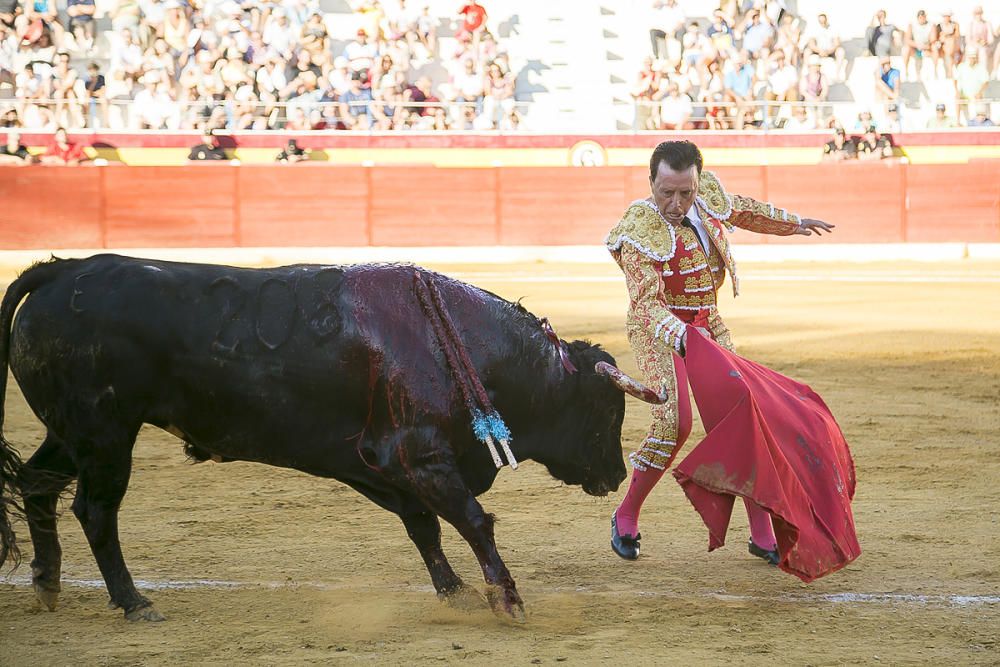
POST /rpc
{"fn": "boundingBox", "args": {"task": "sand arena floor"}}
[1,259,999,665]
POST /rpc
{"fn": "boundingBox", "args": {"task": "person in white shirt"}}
[344,28,379,73]
[649,0,686,60]
[800,13,845,81]
[130,71,175,129]
[657,82,693,129]
[262,8,296,57]
[763,50,799,125]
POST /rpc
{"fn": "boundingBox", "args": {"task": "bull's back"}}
[10,255,377,469]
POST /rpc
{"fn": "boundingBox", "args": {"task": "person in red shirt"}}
[41,127,88,165]
[457,2,487,39]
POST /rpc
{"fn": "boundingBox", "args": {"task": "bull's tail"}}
[0,258,75,569]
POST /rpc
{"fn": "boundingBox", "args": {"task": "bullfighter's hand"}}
[796,218,836,236]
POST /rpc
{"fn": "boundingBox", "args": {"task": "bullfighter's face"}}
[650,162,698,226]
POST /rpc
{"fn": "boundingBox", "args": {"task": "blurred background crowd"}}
[631,1,998,133]
[0,0,998,135]
[0,0,522,130]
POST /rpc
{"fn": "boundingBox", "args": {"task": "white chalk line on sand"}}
[4,575,998,608]
[451,272,1000,285]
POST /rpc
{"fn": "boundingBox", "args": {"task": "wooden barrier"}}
[2,162,997,250]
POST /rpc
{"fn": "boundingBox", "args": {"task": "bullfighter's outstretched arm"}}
[697,171,835,237]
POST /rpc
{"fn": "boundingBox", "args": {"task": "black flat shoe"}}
[611,514,641,561]
[748,540,780,566]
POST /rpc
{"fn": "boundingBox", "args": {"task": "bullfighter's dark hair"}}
[649,140,703,181]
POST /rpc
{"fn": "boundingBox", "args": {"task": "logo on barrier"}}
[569,140,607,167]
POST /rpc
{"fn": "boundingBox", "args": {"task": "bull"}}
[0,255,664,622]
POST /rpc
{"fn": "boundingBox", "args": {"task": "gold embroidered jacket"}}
[606,170,801,353]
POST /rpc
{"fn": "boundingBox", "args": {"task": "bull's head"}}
[534,343,665,498]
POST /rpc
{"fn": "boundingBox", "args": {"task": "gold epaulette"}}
[605,199,676,263]
[696,170,735,230]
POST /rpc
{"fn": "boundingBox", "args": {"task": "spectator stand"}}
[612,0,1000,133]
[0,0,531,132]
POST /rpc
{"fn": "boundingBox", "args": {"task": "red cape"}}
[673,326,860,582]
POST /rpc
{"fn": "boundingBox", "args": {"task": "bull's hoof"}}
[439,584,488,611]
[484,584,526,623]
[124,602,166,622]
[33,583,60,612]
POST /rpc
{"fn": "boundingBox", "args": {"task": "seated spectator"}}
[925,103,956,129]
[763,49,799,124]
[657,82,692,130]
[457,1,487,42]
[481,60,514,128]
[967,6,993,63]
[853,109,877,132]
[15,63,53,127]
[706,10,735,57]
[773,13,803,66]
[1,109,20,127]
[187,127,227,161]
[967,105,994,127]
[738,10,775,58]
[866,10,899,59]
[801,13,846,81]
[954,51,989,124]
[822,127,856,161]
[699,58,728,129]
[275,138,309,162]
[65,0,96,52]
[339,71,374,130]
[883,103,903,133]
[799,54,829,117]
[110,29,144,81]
[299,11,328,57]
[903,10,939,81]
[723,50,756,129]
[404,75,440,116]
[41,126,87,164]
[84,61,107,128]
[452,58,483,111]
[782,105,815,130]
[0,128,35,163]
[875,57,900,103]
[50,51,84,128]
[936,10,961,78]
[414,4,437,55]
[130,70,174,129]
[856,125,893,160]
[681,22,711,71]
[16,0,63,50]
[648,0,685,60]
[344,28,378,74]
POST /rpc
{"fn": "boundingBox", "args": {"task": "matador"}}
[607,140,834,563]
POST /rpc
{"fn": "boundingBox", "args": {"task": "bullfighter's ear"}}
[595,362,668,404]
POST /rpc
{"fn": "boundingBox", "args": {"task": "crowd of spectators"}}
[0,0,524,131]
[634,2,999,131]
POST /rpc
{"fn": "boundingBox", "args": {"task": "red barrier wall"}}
[2,162,997,250]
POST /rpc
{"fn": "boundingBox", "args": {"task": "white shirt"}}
[685,203,712,254]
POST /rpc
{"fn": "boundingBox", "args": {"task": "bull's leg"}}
[402,463,525,622]
[399,511,486,610]
[20,433,78,611]
[71,436,163,621]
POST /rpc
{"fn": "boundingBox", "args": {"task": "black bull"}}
[0,255,661,622]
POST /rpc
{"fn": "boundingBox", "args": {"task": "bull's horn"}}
[595,361,668,404]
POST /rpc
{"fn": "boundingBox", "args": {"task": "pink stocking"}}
[614,466,665,538]
[744,498,777,550]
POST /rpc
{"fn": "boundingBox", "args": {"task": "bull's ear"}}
[595,361,668,404]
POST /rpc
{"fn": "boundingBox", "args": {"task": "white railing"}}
[2,97,998,133]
